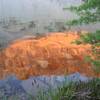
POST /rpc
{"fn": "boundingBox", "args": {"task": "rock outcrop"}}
[0,32,99,79]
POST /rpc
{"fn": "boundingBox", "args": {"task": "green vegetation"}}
[36,78,100,100]
[65,0,100,73]
[74,30,100,45]
[74,31,100,73]
[65,0,100,26]
[36,82,75,100]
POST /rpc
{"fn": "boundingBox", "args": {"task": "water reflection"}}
[0,73,90,98]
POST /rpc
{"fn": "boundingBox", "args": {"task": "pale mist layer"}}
[0,0,99,48]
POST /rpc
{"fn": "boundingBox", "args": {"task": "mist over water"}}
[0,0,99,46]
[0,0,81,21]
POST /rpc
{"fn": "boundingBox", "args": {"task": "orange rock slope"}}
[0,32,99,79]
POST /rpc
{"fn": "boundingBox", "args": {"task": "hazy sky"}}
[0,0,81,21]
[0,0,99,42]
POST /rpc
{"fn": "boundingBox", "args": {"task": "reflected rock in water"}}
[0,73,91,98]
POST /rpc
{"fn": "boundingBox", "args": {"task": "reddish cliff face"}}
[0,32,99,79]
